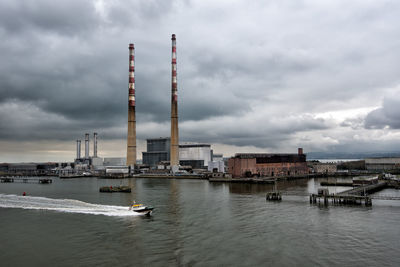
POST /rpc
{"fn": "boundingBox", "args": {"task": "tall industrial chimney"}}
[85,133,89,159]
[170,34,179,171]
[76,140,81,160]
[298,148,303,155]
[93,132,98,158]
[126,43,137,166]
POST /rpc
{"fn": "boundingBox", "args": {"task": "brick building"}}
[228,148,309,178]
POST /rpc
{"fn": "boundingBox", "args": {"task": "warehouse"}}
[365,157,400,171]
[228,148,308,178]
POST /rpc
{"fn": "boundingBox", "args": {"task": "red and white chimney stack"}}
[170,34,179,171]
[126,43,137,166]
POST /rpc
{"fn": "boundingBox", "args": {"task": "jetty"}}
[309,181,388,206]
[99,186,131,193]
[0,177,52,184]
[320,181,353,186]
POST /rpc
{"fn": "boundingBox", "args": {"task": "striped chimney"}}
[126,43,137,166]
[170,34,179,169]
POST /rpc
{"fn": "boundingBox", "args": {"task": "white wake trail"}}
[0,194,140,216]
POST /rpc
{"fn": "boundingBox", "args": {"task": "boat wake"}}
[0,194,140,217]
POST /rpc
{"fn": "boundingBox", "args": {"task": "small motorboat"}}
[129,203,154,216]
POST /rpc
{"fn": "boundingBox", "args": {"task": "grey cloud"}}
[180,114,330,149]
[365,94,400,129]
[340,117,364,130]
[0,0,100,36]
[1,0,400,158]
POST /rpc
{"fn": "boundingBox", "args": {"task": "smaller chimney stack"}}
[85,133,90,159]
[298,148,303,155]
[76,140,81,159]
[93,133,98,158]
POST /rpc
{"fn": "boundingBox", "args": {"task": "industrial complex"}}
[2,34,400,180]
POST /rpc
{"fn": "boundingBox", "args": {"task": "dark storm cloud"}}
[179,113,330,149]
[365,93,400,129]
[0,0,100,35]
[0,0,400,156]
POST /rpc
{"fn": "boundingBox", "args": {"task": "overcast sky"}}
[1,0,400,162]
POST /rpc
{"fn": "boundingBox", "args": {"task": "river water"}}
[1,177,399,266]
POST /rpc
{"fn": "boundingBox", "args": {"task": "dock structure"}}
[320,181,353,186]
[266,178,282,201]
[310,193,372,206]
[310,181,388,206]
[0,177,52,184]
[339,181,387,196]
[99,186,131,193]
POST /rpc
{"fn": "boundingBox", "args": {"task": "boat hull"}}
[132,207,154,216]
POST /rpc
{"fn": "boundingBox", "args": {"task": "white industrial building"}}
[179,143,212,169]
[365,157,400,171]
[103,157,126,166]
[208,161,225,173]
[208,153,225,173]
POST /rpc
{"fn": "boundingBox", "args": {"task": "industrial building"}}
[228,148,308,178]
[74,133,102,169]
[103,157,126,166]
[208,154,225,173]
[309,162,338,174]
[365,157,400,171]
[0,163,58,175]
[180,143,212,169]
[142,138,171,167]
[142,138,214,169]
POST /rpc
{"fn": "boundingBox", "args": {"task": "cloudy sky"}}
[1,0,400,162]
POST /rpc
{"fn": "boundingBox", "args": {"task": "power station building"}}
[179,143,212,169]
[142,138,213,169]
[228,148,308,178]
[142,138,171,167]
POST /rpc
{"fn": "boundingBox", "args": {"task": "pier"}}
[0,177,52,184]
[320,181,353,186]
[309,181,388,206]
[309,193,372,206]
[99,186,131,193]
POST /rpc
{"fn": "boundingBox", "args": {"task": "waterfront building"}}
[208,161,225,173]
[309,162,337,174]
[208,153,225,173]
[142,138,213,169]
[365,157,400,171]
[228,148,308,178]
[103,157,126,166]
[142,138,171,167]
[179,143,212,169]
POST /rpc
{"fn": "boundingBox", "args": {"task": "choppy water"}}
[1,177,399,266]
